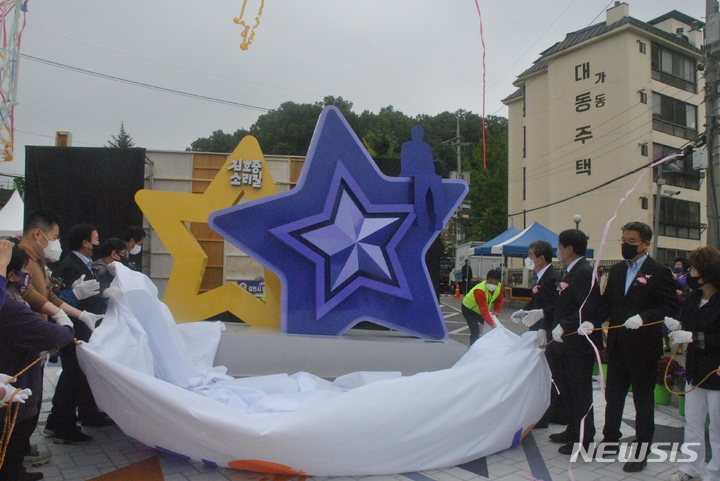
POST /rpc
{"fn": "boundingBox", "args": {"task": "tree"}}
[187,128,249,153]
[107,122,136,148]
[464,116,509,240]
[186,98,510,243]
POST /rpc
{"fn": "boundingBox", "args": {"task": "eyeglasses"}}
[619,238,643,245]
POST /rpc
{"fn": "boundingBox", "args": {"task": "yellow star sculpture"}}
[135,136,280,327]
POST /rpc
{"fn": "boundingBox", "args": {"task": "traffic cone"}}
[454,283,461,299]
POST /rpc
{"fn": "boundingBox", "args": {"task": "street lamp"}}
[573,214,582,230]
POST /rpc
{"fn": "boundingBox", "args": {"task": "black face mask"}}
[621,242,642,260]
[687,275,703,290]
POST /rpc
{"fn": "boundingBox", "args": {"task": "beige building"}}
[503,3,705,266]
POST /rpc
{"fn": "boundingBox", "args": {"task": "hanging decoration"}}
[234,0,264,51]
[0,0,28,162]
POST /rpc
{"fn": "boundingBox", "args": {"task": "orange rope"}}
[0,348,53,469]
[539,319,719,395]
[664,344,720,395]
[541,319,665,347]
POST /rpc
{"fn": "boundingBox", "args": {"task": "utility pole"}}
[706,0,720,248]
[442,113,471,245]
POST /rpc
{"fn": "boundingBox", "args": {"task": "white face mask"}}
[41,233,62,263]
[524,257,536,270]
[486,283,497,292]
[129,244,142,255]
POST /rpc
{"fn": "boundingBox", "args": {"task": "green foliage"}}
[187,128,249,153]
[107,122,136,149]
[464,116,509,241]
[188,99,509,241]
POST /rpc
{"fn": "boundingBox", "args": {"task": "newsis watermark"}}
[569,443,701,463]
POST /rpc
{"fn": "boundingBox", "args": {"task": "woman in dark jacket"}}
[666,246,720,481]
[0,246,74,481]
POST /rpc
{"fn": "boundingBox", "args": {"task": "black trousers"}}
[603,351,657,446]
[548,352,596,443]
[46,342,99,433]
[538,347,569,425]
[0,415,34,481]
[461,305,485,345]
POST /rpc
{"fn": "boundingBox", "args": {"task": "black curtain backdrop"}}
[25,146,146,259]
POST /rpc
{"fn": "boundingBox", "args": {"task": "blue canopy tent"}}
[473,227,521,256]
[489,222,594,258]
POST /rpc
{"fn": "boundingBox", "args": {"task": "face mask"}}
[673,266,684,274]
[129,244,142,256]
[524,257,536,270]
[621,242,642,260]
[486,283,497,292]
[10,271,32,291]
[687,275,703,290]
[39,231,62,262]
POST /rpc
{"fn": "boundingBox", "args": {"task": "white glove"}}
[51,311,73,328]
[79,311,104,332]
[535,329,547,347]
[578,321,594,337]
[511,309,526,324]
[669,330,693,345]
[107,261,117,277]
[522,309,544,327]
[490,314,500,328]
[72,274,100,300]
[552,324,564,343]
[0,374,31,404]
[664,316,682,332]
[102,287,124,303]
[624,314,643,330]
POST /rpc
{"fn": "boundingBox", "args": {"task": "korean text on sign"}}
[228,159,263,188]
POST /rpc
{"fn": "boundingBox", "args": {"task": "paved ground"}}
[27,297,693,481]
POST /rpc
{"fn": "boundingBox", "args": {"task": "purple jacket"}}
[0,277,74,421]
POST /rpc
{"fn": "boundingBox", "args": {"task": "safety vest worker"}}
[461,270,504,345]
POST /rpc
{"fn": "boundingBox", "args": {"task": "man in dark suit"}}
[545,230,603,455]
[593,221,678,472]
[45,224,111,445]
[512,239,564,428]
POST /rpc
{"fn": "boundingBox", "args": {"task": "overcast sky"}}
[2,0,704,182]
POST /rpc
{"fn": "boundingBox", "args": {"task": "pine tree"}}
[107,122,136,148]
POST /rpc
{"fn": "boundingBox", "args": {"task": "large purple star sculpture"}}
[209,106,467,339]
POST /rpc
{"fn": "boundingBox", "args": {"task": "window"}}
[523,126,526,158]
[638,41,647,54]
[653,142,702,190]
[640,91,648,104]
[657,196,702,240]
[652,92,697,140]
[640,143,648,156]
[651,43,697,93]
[657,247,692,266]
[640,197,649,210]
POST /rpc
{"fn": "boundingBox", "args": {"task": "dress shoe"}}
[52,430,93,445]
[549,430,573,444]
[558,442,591,455]
[81,415,115,427]
[623,458,647,472]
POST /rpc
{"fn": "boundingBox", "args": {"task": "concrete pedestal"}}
[214,323,468,378]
